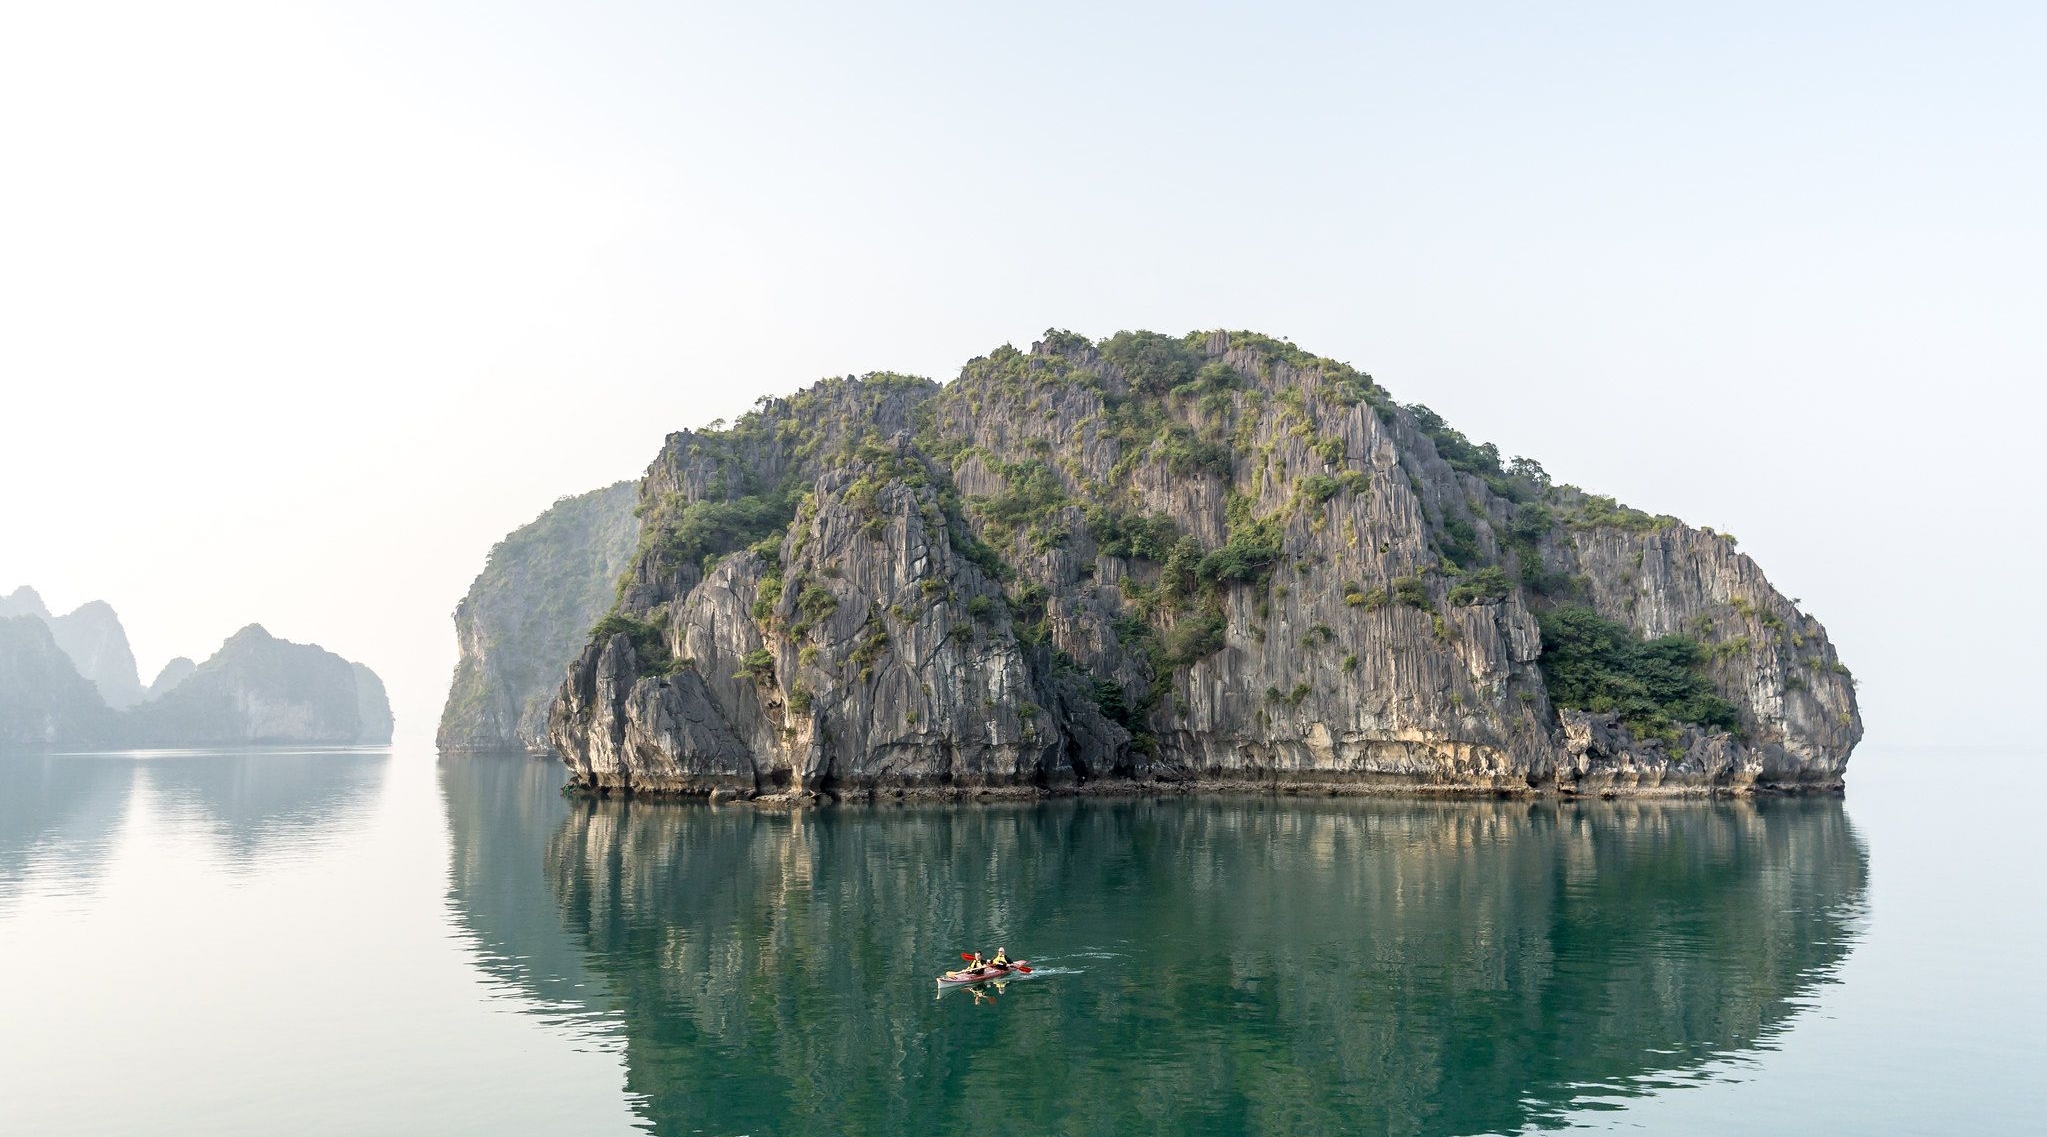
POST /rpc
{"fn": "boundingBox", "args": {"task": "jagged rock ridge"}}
[547,330,1860,797]
[438,482,642,753]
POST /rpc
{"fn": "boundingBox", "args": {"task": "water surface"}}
[0,741,2039,1135]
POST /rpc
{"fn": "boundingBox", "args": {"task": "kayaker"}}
[942,959,975,981]
[965,952,988,972]
[989,947,1009,968]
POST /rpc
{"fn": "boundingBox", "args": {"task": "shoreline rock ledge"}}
[522,330,1856,800]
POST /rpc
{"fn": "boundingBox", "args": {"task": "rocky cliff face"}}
[438,482,641,752]
[548,331,1861,798]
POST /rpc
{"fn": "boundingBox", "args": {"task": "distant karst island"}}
[441,329,1859,799]
[0,586,391,747]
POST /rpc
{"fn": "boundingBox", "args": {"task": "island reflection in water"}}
[1,747,387,908]
[0,751,137,910]
[441,758,1867,1137]
[137,747,388,867]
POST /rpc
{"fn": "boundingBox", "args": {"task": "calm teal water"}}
[0,740,2040,1136]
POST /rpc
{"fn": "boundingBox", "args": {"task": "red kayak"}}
[937,960,1029,985]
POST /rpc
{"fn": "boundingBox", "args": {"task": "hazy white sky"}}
[2,1,2040,745]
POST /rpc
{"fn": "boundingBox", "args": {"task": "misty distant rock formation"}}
[437,482,640,753]
[125,624,393,746]
[0,589,391,748]
[148,657,196,699]
[0,587,45,620]
[0,616,115,745]
[0,587,144,709]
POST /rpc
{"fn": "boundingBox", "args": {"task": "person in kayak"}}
[963,952,988,973]
[989,947,1009,968]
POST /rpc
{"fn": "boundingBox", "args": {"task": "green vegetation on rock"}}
[974,458,1072,550]
[590,612,682,677]
[650,491,799,574]
[1196,497,1284,588]
[1556,491,1677,533]
[1083,506,1180,561]
[1535,605,1741,743]
[1448,566,1513,607]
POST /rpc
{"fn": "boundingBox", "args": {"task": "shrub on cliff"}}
[976,459,1071,549]
[1160,613,1226,667]
[589,613,678,675]
[1535,605,1741,741]
[734,647,776,684]
[1390,576,1431,610]
[1197,498,1283,587]
[1085,506,1181,561]
[654,491,797,571]
[1448,566,1513,607]
[1100,330,1199,395]
[1156,424,1233,479]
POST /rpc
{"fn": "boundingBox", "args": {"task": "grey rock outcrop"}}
[1554,523,1858,789]
[438,482,641,752]
[547,332,1860,798]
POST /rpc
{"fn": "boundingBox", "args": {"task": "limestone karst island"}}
[442,330,1859,799]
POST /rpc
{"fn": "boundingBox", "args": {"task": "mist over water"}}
[0,742,2039,1135]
